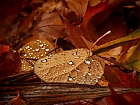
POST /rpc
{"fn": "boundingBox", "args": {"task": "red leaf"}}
[0,45,10,55]
[61,15,95,48]
[95,65,140,105]
[0,51,21,78]
[104,65,140,88]
[81,0,109,28]
[62,18,88,48]
[108,85,131,105]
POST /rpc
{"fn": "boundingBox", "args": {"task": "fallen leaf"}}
[32,12,66,42]
[66,0,88,19]
[81,0,109,28]
[61,17,94,48]
[20,39,54,71]
[0,45,10,55]
[89,0,103,6]
[0,0,28,42]
[62,19,88,48]
[34,48,105,85]
[104,65,140,88]
[99,86,132,105]
[94,66,140,105]
[8,90,26,105]
[121,43,140,71]
[0,51,21,78]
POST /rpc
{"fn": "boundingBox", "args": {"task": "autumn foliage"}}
[0,0,140,105]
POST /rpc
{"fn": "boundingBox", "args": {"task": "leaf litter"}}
[0,0,140,104]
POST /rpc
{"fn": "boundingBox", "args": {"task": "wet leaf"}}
[20,39,54,71]
[34,48,105,85]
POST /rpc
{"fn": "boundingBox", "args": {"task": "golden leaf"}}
[34,48,104,85]
[20,39,54,71]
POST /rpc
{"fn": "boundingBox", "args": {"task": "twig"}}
[0,82,140,104]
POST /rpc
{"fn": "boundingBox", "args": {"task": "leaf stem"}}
[91,29,140,55]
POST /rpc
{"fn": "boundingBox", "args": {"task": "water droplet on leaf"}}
[84,59,91,64]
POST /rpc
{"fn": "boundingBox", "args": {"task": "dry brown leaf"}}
[66,0,88,18]
[34,48,105,85]
[32,12,66,42]
[89,0,102,6]
[20,39,54,71]
[41,0,56,13]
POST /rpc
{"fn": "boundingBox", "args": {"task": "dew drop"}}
[92,59,95,62]
[68,76,73,81]
[96,75,101,79]
[41,59,47,63]
[48,54,52,57]
[30,52,33,55]
[84,59,91,64]
[35,48,39,52]
[72,52,77,56]
[25,46,30,49]
[45,48,50,52]
[24,54,27,57]
[68,61,75,66]
[56,72,59,75]
[75,56,80,59]
[75,68,79,71]
[87,72,92,76]
[94,78,98,83]
[39,43,44,47]
[41,47,45,50]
